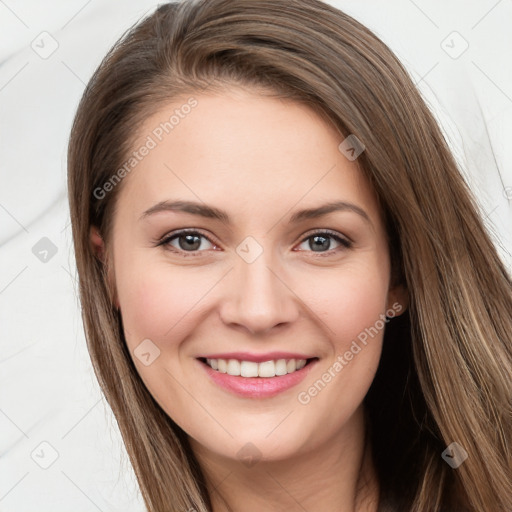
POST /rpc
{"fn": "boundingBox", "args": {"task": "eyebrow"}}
[139,199,372,227]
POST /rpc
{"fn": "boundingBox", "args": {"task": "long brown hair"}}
[67,1,512,510]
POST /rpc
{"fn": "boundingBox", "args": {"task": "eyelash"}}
[156,228,352,258]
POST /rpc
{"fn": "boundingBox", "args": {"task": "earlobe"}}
[90,226,105,262]
[387,284,409,316]
[89,226,120,309]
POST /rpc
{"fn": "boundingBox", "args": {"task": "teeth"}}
[259,360,276,378]
[217,359,227,373]
[241,361,259,377]
[227,359,241,375]
[205,358,309,377]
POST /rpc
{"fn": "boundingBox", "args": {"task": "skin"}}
[91,86,408,512]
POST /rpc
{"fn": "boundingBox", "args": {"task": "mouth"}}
[197,357,318,377]
[196,356,319,398]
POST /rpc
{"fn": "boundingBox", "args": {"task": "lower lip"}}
[197,358,318,398]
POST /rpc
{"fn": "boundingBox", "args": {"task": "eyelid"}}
[300,228,352,244]
[158,228,215,243]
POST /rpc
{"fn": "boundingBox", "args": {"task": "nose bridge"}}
[220,235,299,334]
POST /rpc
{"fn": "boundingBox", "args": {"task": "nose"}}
[219,247,300,336]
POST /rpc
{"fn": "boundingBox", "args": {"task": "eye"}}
[157,228,352,257]
[295,230,352,255]
[158,229,217,256]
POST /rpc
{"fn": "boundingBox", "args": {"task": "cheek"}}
[113,256,209,428]
[115,255,210,347]
[292,269,388,440]
[310,261,390,350]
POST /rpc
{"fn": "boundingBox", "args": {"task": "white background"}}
[1,0,511,510]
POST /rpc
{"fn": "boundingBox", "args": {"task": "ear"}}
[89,226,119,309]
[90,225,105,262]
[386,283,409,317]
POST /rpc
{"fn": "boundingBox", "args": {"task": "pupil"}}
[311,235,329,252]
[180,234,201,251]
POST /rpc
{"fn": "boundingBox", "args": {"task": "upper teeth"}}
[206,358,307,377]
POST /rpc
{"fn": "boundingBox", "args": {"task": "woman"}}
[67,0,512,510]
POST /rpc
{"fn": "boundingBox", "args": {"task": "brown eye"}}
[159,230,216,255]
[296,230,352,254]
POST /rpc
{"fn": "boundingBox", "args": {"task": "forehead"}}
[114,88,382,228]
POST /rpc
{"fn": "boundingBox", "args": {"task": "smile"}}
[197,356,319,398]
[203,357,309,377]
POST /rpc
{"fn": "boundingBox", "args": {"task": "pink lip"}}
[196,351,315,363]
[196,357,319,399]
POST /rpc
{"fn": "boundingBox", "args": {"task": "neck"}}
[190,405,380,512]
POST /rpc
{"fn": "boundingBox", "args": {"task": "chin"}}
[190,422,313,466]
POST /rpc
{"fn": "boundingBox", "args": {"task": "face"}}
[93,86,407,466]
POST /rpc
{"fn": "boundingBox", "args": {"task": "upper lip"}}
[197,352,316,363]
